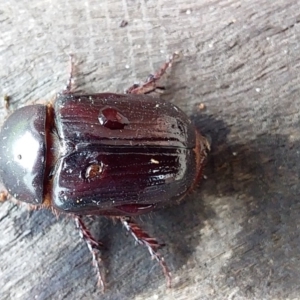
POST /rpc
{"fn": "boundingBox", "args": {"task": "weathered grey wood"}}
[1,0,300,299]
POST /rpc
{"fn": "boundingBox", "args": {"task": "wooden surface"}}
[1,0,300,299]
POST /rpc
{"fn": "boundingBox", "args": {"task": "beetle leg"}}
[74,215,105,292]
[119,216,171,287]
[125,52,180,95]
[62,54,76,94]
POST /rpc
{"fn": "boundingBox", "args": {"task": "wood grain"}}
[1,0,300,299]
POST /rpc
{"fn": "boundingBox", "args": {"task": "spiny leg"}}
[119,216,171,287]
[126,52,180,95]
[62,54,76,94]
[74,215,105,292]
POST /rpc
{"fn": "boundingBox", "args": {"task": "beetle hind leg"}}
[119,216,171,287]
[126,52,180,95]
[74,215,105,292]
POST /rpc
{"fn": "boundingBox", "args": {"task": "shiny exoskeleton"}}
[0,54,210,290]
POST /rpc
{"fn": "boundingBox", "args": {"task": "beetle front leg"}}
[119,216,171,287]
[126,52,180,95]
[74,215,105,292]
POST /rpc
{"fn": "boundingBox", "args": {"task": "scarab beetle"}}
[0,54,210,290]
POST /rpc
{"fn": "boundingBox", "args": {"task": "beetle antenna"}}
[119,216,171,288]
[74,215,105,292]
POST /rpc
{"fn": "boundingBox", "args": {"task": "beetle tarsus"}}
[126,52,180,95]
[74,215,105,292]
[119,216,172,288]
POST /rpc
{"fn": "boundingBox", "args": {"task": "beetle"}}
[0,54,210,290]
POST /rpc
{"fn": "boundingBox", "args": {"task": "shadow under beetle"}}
[0,54,210,291]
